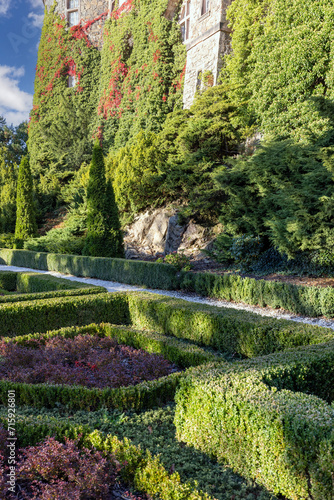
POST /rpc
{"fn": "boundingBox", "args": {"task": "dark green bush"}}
[0,271,17,291]
[0,233,15,249]
[14,156,37,241]
[24,228,85,255]
[175,341,334,499]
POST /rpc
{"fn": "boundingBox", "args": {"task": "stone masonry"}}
[42,0,232,106]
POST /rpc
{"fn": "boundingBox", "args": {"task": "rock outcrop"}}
[123,207,215,259]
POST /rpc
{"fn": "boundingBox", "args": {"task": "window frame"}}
[201,0,210,16]
[67,0,80,27]
[179,0,191,42]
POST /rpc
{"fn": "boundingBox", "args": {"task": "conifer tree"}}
[83,143,123,258]
[105,179,124,258]
[14,156,37,240]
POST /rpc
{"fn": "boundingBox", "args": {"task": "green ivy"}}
[96,0,186,151]
[28,4,101,203]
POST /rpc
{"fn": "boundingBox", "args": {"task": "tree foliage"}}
[214,100,334,257]
[0,116,28,233]
[84,143,123,257]
[15,156,38,241]
[225,0,334,138]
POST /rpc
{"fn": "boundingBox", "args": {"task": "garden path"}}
[1,264,334,330]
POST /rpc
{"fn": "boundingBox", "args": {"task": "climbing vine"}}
[29,3,101,179]
[96,0,186,150]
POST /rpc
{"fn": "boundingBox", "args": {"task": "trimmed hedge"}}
[125,293,334,357]
[0,248,177,290]
[175,341,334,499]
[2,248,334,318]
[9,323,222,368]
[0,418,212,500]
[0,286,106,304]
[0,293,128,338]
[0,371,183,412]
[180,270,334,318]
[15,271,94,293]
[0,271,17,291]
[0,291,334,358]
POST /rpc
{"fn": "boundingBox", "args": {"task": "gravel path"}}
[2,264,334,330]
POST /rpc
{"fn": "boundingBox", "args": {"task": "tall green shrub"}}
[105,179,124,258]
[84,143,123,257]
[14,156,37,241]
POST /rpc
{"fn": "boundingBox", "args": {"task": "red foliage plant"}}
[0,334,177,389]
[0,430,146,499]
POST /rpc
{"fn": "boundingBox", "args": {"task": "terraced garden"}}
[0,265,333,499]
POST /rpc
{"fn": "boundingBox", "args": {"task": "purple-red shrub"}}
[0,334,177,389]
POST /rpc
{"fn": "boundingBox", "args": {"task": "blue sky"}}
[0,0,44,126]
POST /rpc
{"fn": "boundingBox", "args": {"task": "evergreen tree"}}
[105,179,124,258]
[83,143,123,258]
[14,156,37,240]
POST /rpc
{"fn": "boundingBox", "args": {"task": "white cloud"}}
[29,0,44,10]
[0,0,10,16]
[28,11,44,28]
[0,66,33,126]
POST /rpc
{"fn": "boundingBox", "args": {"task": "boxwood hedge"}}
[0,291,333,358]
[175,341,334,499]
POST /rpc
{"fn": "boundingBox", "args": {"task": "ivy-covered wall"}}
[96,0,186,151]
[29,0,186,173]
[29,4,101,176]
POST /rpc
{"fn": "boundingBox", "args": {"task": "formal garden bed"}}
[0,262,333,499]
[0,334,179,389]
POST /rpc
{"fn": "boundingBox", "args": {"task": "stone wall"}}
[43,0,109,47]
[183,0,232,108]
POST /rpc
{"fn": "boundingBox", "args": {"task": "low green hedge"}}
[0,286,106,304]
[0,371,183,412]
[174,341,334,499]
[0,270,105,304]
[15,271,94,293]
[180,270,334,318]
[0,248,177,290]
[0,293,128,338]
[0,418,212,500]
[3,248,334,318]
[0,291,334,358]
[0,271,17,291]
[125,293,334,357]
[10,323,221,368]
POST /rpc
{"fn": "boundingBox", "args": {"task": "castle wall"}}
[43,0,109,47]
[183,0,232,108]
[42,0,233,107]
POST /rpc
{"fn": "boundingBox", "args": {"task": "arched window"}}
[201,0,209,16]
[67,0,79,27]
[179,0,191,42]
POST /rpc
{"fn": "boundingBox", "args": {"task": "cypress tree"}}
[105,179,124,258]
[14,156,37,240]
[84,143,123,257]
